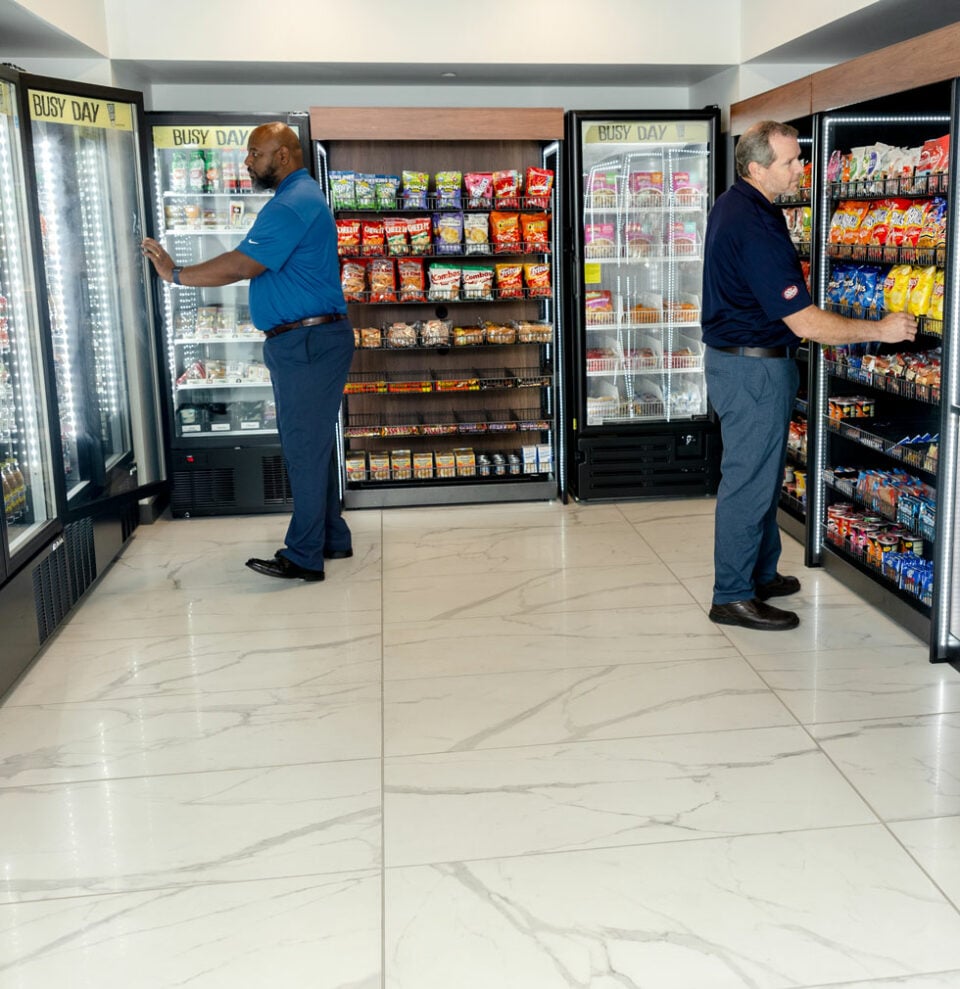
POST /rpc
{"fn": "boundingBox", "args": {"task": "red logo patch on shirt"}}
[782,284,799,300]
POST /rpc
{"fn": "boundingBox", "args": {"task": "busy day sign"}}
[29,91,133,131]
[152,126,253,150]
[583,121,710,145]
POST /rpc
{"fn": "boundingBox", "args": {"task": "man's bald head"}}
[245,122,304,190]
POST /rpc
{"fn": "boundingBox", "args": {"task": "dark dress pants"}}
[263,319,355,572]
[704,347,799,605]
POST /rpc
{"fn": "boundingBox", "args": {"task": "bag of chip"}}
[406,216,432,254]
[493,169,522,208]
[375,174,400,210]
[433,212,463,255]
[427,263,461,301]
[384,216,409,256]
[884,264,914,312]
[329,171,355,210]
[842,201,871,244]
[336,218,361,256]
[402,170,430,209]
[464,213,490,254]
[368,258,397,303]
[435,171,462,209]
[398,258,426,302]
[361,220,385,257]
[490,211,521,252]
[340,260,366,302]
[525,166,554,209]
[929,269,945,321]
[900,201,929,247]
[521,213,550,251]
[464,171,493,208]
[858,201,892,245]
[355,173,377,209]
[495,262,523,299]
[826,265,849,305]
[523,262,552,298]
[462,265,495,301]
[917,198,947,248]
[908,266,937,317]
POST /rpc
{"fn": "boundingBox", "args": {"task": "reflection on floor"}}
[3,500,960,988]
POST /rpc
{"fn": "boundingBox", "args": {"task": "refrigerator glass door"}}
[0,80,55,557]
[579,118,711,427]
[28,88,163,507]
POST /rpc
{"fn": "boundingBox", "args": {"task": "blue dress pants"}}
[704,347,799,605]
[263,319,355,572]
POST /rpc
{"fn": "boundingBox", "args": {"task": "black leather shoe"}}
[709,598,799,630]
[324,548,353,560]
[755,573,801,600]
[246,554,324,581]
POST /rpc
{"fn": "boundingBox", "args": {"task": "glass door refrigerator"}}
[564,109,721,500]
[21,75,166,563]
[147,111,312,517]
[0,69,61,697]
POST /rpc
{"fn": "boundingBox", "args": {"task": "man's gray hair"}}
[736,120,799,178]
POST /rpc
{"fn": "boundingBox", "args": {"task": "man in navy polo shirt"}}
[142,122,354,582]
[702,119,916,630]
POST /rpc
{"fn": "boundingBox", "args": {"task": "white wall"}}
[14,0,108,55]
[739,0,883,61]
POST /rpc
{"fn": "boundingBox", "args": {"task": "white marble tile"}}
[0,871,381,989]
[383,521,660,577]
[383,605,735,680]
[810,714,960,822]
[715,599,922,655]
[891,816,960,909]
[381,500,625,532]
[627,514,715,565]
[384,656,795,755]
[616,497,717,525]
[0,760,381,903]
[806,977,960,988]
[10,625,383,704]
[383,562,695,624]
[385,726,873,866]
[385,826,960,989]
[748,645,960,724]
[0,683,381,785]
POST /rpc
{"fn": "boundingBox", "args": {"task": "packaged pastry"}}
[402,170,430,209]
[375,174,400,209]
[484,322,516,344]
[196,306,219,334]
[585,223,615,258]
[384,216,409,255]
[428,263,461,301]
[420,319,451,347]
[434,212,464,254]
[340,260,366,302]
[386,322,418,348]
[525,166,554,209]
[361,220,385,256]
[391,450,413,480]
[360,326,382,348]
[413,451,434,479]
[516,320,552,343]
[398,257,427,302]
[495,262,524,299]
[354,173,377,209]
[453,325,484,346]
[464,213,491,254]
[464,171,493,208]
[368,258,397,303]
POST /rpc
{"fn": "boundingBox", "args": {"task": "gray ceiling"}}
[1,0,959,86]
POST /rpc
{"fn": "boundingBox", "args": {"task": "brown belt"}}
[713,345,791,358]
[264,313,346,339]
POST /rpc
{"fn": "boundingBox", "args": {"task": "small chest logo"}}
[782,284,799,300]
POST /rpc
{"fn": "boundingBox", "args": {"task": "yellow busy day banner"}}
[152,125,254,151]
[29,90,133,131]
[583,120,710,145]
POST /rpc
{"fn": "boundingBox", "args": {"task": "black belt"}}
[264,313,346,339]
[713,345,791,358]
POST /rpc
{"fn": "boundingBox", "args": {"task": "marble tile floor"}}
[3,500,960,987]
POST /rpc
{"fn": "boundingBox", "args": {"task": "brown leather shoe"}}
[709,598,799,630]
[246,554,324,581]
[755,573,801,600]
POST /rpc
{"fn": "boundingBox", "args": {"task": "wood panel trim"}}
[812,21,960,112]
[310,107,564,141]
[730,76,812,135]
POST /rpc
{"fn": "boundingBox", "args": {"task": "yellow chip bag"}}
[907,265,937,317]
[883,264,913,312]
[929,269,945,322]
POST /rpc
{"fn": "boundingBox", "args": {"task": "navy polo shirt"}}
[702,178,811,348]
[237,168,346,330]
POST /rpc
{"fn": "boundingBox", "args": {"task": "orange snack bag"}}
[490,211,521,252]
[523,263,552,298]
[841,201,871,244]
[521,213,550,251]
[336,218,361,256]
[495,262,523,299]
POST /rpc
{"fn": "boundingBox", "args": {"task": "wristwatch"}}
[171,267,182,285]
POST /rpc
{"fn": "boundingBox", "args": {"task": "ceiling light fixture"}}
[441,71,457,78]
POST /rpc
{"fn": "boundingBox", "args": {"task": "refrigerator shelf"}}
[174,333,265,344]
[344,409,551,438]
[339,245,551,260]
[584,251,703,264]
[822,472,935,536]
[827,242,945,267]
[165,227,251,236]
[826,417,939,474]
[828,172,949,200]
[345,288,552,304]
[334,196,553,214]
[821,538,933,608]
[824,303,943,337]
[163,191,270,199]
[176,379,272,390]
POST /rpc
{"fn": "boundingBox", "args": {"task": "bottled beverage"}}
[188,150,206,193]
[1,460,13,522]
[239,150,252,194]
[7,459,24,520]
[170,150,188,193]
[222,151,238,194]
[205,149,222,193]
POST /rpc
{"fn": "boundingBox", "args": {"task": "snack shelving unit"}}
[311,107,564,508]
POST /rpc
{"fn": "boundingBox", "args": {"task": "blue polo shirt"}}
[702,178,811,348]
[237,168,346,330]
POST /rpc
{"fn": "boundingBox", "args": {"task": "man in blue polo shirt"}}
[142,122,354,582]
[702,119,916,630]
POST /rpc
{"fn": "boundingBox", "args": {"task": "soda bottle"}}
[239,150,252,194]
[170,150,188,193]
[8,459,24,521]
[205,149,222,194]
[188,150,206,193]
[222,150,238,194]
[1,460,13,522]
